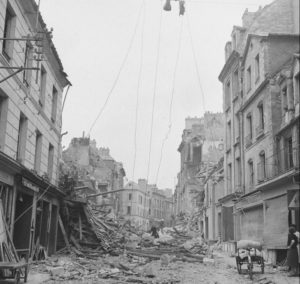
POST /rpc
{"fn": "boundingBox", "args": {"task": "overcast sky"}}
[39,0,273,190]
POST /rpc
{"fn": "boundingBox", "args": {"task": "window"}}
[139,195,142,204]
[258,102,264,131]
[246,66,252,92]
[16,113,28,162]
[225,80,231,109]
[51,86,58,123]
[128,193,132,200]
[127,206,131,215]
[0,95,8,149]
[281,85,288,114]
[47,143,54,180]
[227,163,232,193]
[226,121,231,149]
[247,113,253,139]
[23,42,33,87]
[34,130,42,173]
[235,158,241,187]
[286,137,294,169]
[248,159,254,187]
[294,73,300,104]
[255,54,260,81]
[39,66,47,106]
[2,4,15,60]
[233,70,239,98]
[258,151,266,181]
[232,33,237,50]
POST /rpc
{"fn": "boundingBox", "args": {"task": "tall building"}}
[175,113,224,216]
[0,0,70,256]
[218,0,299,261]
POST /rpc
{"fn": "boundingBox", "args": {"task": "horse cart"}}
[235,240,264,280]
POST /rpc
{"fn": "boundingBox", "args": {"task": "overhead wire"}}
[87,2,145,136]
[132,0,146,181]
[155,17,184,185]
[146,1,163,189]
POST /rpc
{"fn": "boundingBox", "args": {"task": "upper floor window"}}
[47,143,54,180]
[246,66,252,92]
[225,80,231,109]
[0,94,8,149]
[247,113,253,139]
[2,4,16,60]
[258,151,266,181]
[294,72,300,104]
[285,137,294,170]
[51,86,58,123]
[127,206,131,215]
[17,113,28,162]
[34,130,42,173]
[226,120,231,149]
[39,65,47,107]
[233,70,239,99]
[128,193,132,200]
[248,159,254,187]
[257,102,264,132]
[255,54,260,82]
[281,85,288,114]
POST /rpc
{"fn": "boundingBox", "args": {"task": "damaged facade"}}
[61,137,126,217]
[175,114,224,217]
[218,0,299,262]
[120,179,174,230]
[0,0,70,257]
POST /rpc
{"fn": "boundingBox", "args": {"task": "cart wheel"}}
[236,259,242,274]
[248,263,253,280]
[261,258,264,274]
[15,270,20,284]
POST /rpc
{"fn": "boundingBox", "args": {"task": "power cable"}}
[132,0,146,181]
[87,2,145,135]
[155,17,184,185]
[146,2,163,189]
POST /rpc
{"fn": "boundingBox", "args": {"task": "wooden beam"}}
[58,215,70,250]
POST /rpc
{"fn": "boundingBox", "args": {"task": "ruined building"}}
[0,0,70,257]
[62,137,126,217]
[218,0,299,261]
[175,114,224,217]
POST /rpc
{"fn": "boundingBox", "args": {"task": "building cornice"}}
[218,50,240,82]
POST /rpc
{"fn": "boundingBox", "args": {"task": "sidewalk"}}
[213,250,300,284]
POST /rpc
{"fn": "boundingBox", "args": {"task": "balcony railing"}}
[256,143,299,183]
[255,125,264,138]
[245,134,252,148]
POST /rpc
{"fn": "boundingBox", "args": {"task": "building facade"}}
[218,0,299,261]
[0,0,70,257]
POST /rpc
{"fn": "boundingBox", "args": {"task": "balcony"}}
[255,125,264,139]
[256,143,299,184]
[245,134,252,149]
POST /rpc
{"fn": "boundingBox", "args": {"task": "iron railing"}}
[256,143,299,183]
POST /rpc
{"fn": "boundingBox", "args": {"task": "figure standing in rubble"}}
[150,226,159,238]
[286,226,299,277]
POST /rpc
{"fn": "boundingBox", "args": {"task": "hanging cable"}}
[132,0,146,181]
[155,17,183,184]
[146,2,163,188]
[87,2,145,135]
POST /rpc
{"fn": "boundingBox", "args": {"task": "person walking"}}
[287,226,299,277]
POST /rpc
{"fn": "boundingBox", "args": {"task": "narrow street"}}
[28,251,300,284]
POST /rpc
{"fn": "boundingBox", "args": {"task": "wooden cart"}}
[235,240,264,280]
[0,261,28,284]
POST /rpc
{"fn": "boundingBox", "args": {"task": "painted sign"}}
[22,177,39,192]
